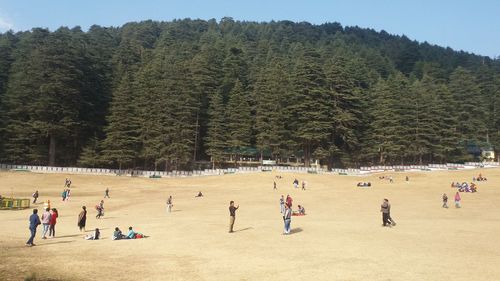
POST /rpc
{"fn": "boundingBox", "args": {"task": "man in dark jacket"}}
[26,209,41,246]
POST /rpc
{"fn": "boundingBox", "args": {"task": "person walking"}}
[78,206,87,232]
[380,199,390,227]
[32,190,39,204]
[26,209,41,246]
[386,199,396,226]
[283,204,292,235]
[301,181,306,190]
[228,201,239,233]
[104,188,110,198]
[280,195,285,214]
[442,193,449,208]
[454,192,461,208]
[273,181,277,190]
[48,208,58,238]
[41,208,51,239]
[166,196,173,213]
[65,189,71,201]
[96,200,104,219]
[61,189,67,201]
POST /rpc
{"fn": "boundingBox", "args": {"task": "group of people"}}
[113,226,145,240]
[26,207,58,246]
[451,181,478,193]
[379,175,394,183]
[442,192,462,208]
[292,178,307,190]
[473,173,487,182]
[61,188,72,201]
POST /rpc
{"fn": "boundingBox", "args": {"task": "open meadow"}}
[0,169,499,281]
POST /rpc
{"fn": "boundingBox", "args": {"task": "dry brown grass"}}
[0,169,499,281]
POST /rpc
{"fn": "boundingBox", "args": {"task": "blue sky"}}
[0,0,498,58]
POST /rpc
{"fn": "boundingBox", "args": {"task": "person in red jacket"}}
[49,208,58,238]
[286,195,293,208]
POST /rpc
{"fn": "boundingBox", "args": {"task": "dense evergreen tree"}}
[0,19,498,168]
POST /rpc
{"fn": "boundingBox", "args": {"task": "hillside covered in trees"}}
[0,18,499,170]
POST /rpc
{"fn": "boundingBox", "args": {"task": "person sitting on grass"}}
[195,191,203,197]
[113,227,126,240]
[298,205,306,215]
[85,228,100,240]
[126,226,136,239]
[125,226,145,239]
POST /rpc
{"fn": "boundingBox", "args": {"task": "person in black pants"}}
[380,199,390,226]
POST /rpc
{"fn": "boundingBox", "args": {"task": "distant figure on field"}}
[41,208,51,239]
[283,204,292,235]
[389,176,394,183]
[26,209,41,247]
[104,188,110,198]
[85,228,100,240]
[32,190,39,204]
[454,192,461,208]
[228,201,239,233]
[294,205,306,215]
[293,179,299,188]
[301,181,306,190]
[78,206,87,232]
[380,199,390,226]
[65,189,71,201]
[166,196,173,213]
[96,200,104,219]
[280,195,285,214]
[195,191,203,197]
[406,176,409,182]
[286,195,293,208]
[442,193,449,208]
[64,178,72,188]
[49,208,58,238]
[273,181,277,190]
[386,199,396,226]
[61,189,67,201]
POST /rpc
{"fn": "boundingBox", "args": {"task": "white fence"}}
[1,161,497,178]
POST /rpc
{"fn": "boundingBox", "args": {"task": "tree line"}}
[0,18,499,170]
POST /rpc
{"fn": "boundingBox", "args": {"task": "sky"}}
[0,0,498,58]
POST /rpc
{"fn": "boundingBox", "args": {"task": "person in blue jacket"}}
[26,209,41,246]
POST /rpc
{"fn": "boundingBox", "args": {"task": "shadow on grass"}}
[289,227,303,235]
[234,227,253,232]
[36,240,74,246]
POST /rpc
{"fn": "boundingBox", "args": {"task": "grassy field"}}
[0,169,499,281]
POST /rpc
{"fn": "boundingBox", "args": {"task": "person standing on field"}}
[380,199,390,226]
[442,193,449,208]
[104,188,110,198]
[49,208,58,238]
[280,195,285,214]
[454,192,461,208]
[32,190,39,204]
[41,208,51,239]
[78,206,87,232]
[166,196,173,213]
[26,209,41,246]
[283,204,292,235]
[228,201,239,233]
